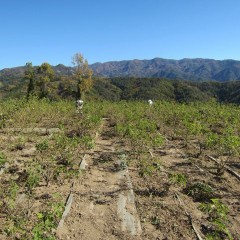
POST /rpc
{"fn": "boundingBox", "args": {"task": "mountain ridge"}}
[90,57,240,81]
[1,57,240,83]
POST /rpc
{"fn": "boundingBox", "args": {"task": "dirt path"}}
[56,118,142,240]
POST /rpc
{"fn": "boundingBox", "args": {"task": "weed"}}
[200,199,233,240]
[0,114,7,128]
[0,181,19,213]
[3,215,27,238]
[185,182,215,202]
[65,168,79,179]
[33,201,64,240]
[139,158,161,177]
[152,134,165,147]
[56,151,73,166]
[0,151,7,167]
[151,215,161,229]
[11,136,26,151]
[169,173,187,187]
[36,139,49,152]
[25,162,42,193]
[81,135,95,149]
[41,157,60,186]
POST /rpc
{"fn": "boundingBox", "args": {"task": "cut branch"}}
[205,154,240,181]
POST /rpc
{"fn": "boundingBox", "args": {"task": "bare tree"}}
[72,53,93,100]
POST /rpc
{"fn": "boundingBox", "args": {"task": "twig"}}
[149,149,154,158]
[205,154,240,181]
[194,164,205,173]
[175,192,204,240]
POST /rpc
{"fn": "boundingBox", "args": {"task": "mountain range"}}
[90,58,240,81]
[1,58,240,84]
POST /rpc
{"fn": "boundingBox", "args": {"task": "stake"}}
[175,192,204,240]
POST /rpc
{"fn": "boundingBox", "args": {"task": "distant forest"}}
[93,77,240,103]
[1,75,240,104]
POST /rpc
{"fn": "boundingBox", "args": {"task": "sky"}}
[1,0,240,69]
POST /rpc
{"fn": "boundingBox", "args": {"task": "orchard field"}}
[0,98,239,239]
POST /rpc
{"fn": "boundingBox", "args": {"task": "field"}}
[0,98,240,240]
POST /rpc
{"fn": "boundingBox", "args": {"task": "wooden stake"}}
[175,192,204,240]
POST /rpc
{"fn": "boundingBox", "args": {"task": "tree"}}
[72,53,93,99]
[25,62,35,99]
[37,63,54,98]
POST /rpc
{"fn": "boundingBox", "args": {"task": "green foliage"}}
[206,132,219,149]
[200,199,233,240]
[219,128,240,157]
[4,58,240,103]
[186,182,214,202]
[25,162,42,192]
[80,135,95,149]
[0,114,7,128]
[169,173,187,187]
[200,199,229,221]
[0,151,7,167]
[139,158,161,177]
[152,134,165,147]
[33,202,64,240]
[37,62,54,98]
[36,139,49,152]
[3,215,26,238]
[25,62,36,99]
[151,215,161,229]
[0,181,19,211]
[114,102,165,155]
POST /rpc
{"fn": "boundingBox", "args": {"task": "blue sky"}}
[1,0,240,69]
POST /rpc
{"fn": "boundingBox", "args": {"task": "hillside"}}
[1,58,240,103]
